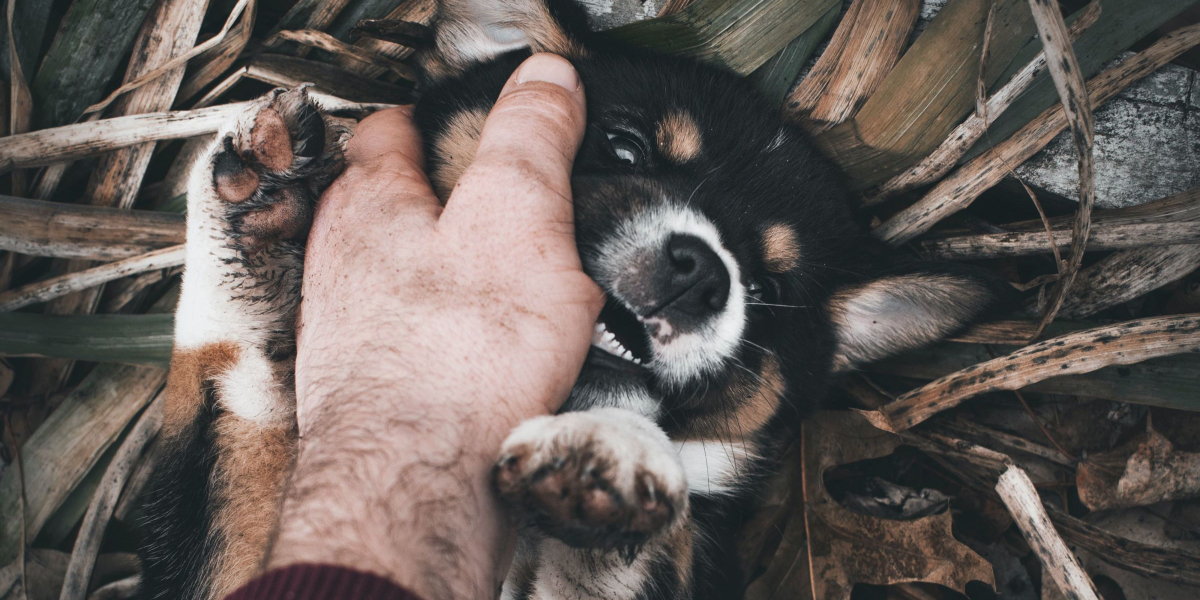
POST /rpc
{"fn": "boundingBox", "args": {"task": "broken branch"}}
[0,245,185,312]
[919,222,1200,260]
[995,466,1100,600]
[859,314,1200,432]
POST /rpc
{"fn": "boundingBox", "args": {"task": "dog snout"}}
[664,234,730,315]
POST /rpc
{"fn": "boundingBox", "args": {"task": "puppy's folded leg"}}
[494,408,694,600]
[139,87,345,600]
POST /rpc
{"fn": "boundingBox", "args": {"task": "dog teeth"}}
[591,320,644,365]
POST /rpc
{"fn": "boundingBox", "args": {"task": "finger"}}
[442,53,586,233]
[344,105,425,172]
[314,107,441,237]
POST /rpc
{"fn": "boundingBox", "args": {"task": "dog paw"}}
[204,85,344,251]
[493,409,687,556]
[176,86,348,354]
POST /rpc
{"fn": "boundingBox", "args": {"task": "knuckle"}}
[347,159,428,190]
[462,156,559,197]
[488,87,580,131]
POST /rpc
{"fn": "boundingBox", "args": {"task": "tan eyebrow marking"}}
[762,224,801,273]
[655,111,703,163]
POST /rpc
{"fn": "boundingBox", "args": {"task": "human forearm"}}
[269,55,597,600]
[269,383,517,600]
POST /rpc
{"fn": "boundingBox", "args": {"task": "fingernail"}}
[515,53,580,92]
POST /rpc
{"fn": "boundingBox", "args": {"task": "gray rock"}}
[577,0,665,29]
[1014,55,1199,209]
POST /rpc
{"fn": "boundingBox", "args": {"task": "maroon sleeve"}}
[222,564,422,600]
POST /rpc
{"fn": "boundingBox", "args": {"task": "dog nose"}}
[664,234,730,314]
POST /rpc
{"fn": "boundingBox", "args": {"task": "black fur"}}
[138,393,220,600]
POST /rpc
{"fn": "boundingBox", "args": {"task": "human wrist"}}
[269,388,520,600]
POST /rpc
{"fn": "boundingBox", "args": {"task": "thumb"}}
[442,53,586,231]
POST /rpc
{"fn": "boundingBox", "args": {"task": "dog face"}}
[561,56,859,426]
[414,0,1008,433]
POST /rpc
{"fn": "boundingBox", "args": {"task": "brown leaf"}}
[744,412,995,600]
[1078,424,1200,511]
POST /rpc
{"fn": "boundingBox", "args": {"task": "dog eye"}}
[605,132,644,166]
[747,278,783,304]
[747,280,765,299]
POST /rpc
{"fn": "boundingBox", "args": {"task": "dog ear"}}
[423,0,590,79]
[827,264,1013,372]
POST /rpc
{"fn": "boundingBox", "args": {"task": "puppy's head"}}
[414,0,1010,424]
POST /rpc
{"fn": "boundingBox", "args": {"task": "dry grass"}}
[2,1,1199,599]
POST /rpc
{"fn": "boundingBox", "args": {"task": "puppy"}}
[138,2,1009,599]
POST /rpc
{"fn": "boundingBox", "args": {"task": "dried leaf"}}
[1046,245,1200,320]
[243,53,413,104]
[29,0,156,129]
[836,477,950,520]
[0,103,243,173]
[787,0,920,129]
[59,394,162,600]
[1001,185,1200,232]
[604,0,841,75]
[82,0,254,116]
[0,364,165,566]
[0,0,51,83]
[0,195,184,261]
[874,22,1200,245]
[747,1,842,107]
[1050,504,1200,587]
[813,0,1037,188]
[1046,509,1200,600]
[0,245,185,312]
[744,411,994,600]
[863,1,1102,205]
[2,550,138,600]
[1025,0,1097,338]
[6,0,34,197]
[859,314,1200,432]
[334,1,436,80]
[1078,426,1200,511]
[268,0,353,40]
[0,313,173,366]
[177,0,258,103]
[869,340,1200,411]
[0,93,381,173]
[920,222,1200,260]
[270,29,416,80]
[966,0,1199,162]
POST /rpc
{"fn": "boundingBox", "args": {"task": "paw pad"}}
[493,437,683,553]
[208,86,344,249]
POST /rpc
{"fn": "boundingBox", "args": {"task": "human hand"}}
[269,54,602,599]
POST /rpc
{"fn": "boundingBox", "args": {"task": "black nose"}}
[664,234,730,315]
